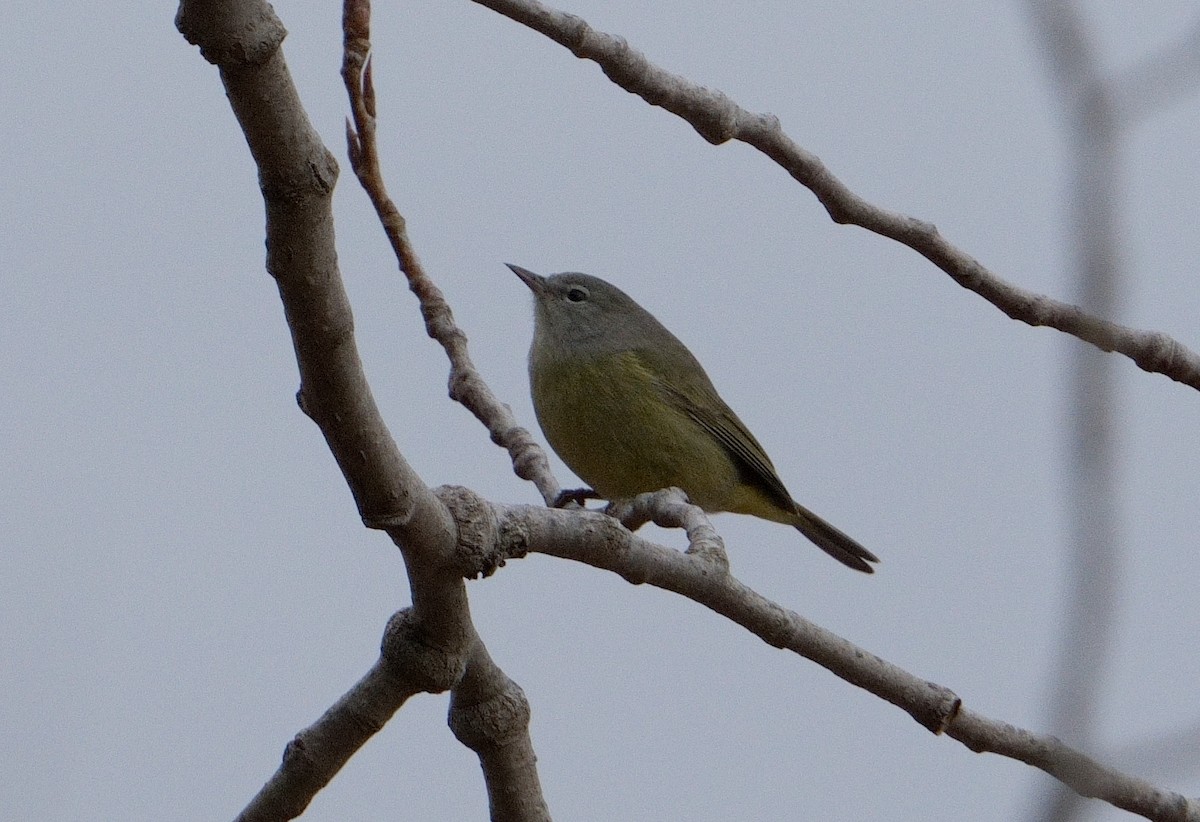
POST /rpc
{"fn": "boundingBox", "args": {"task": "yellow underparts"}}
[532,351,794,523]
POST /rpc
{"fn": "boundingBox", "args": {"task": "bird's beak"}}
[507,263,547,295]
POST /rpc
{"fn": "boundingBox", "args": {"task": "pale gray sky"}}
[3,3,1199,820]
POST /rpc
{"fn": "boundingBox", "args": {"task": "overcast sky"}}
[4,2,1200,820]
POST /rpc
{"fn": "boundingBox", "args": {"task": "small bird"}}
[510,264,878,573]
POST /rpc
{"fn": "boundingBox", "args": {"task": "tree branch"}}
[178,1,548,819]
[342,0,559,508]
[449,642,548,822]
[465,496,1200,822]
[1113,16,1200,126]
[1024,5,1124,822]
[179,0,1200,818]
[341,1,551,818]
[233,611,459,821]
[1021,4,1200,820]
[469,0,1200,393]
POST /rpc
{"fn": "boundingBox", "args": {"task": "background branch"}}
[1023,3,1200,820]
[1114,721,1200,785]
[1113,17,1200,126]
[1024,3,1122,821]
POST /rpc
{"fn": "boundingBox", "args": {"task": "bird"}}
[510,264,878,573]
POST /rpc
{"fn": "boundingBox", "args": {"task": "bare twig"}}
[469,0,1200,393]
[604,487,728,569]
[340,2,551,819]
[342,0,559,507]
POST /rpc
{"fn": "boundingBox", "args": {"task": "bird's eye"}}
[565,286,589,303]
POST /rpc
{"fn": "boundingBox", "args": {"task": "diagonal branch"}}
[343,0,560,507]
[233,611,456,822]
[469,0,1200,393]
[473,497,1200,822]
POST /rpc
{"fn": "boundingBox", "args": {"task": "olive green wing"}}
[634,349,796,510]
[637,348,880,572]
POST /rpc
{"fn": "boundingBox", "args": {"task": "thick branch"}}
[177,0,495,817]
[177,0,452,564]
[449,643,551,822]
[470,0,1200,392]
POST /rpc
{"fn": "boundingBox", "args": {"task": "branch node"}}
[435,485,508,578]
[361,509,412,529]
[448,676,532,750]
[280,733,314,770]
[927,690,963,736]
[380,609,467,693]
[176,1,287,67]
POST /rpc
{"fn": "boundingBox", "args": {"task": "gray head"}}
[508,264,684,363]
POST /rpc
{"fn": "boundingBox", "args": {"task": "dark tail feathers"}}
[793,505,879,573]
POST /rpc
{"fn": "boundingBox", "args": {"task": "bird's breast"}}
[530,351,740,506]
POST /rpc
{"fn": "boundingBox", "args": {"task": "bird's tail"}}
[793,504,879,573]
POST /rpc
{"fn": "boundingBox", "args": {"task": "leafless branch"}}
[605,487,728,569]
[342,0,559,508]
[232,613,447,821]
[179,0,1200,818]
[470,0,1200,393]
[1114,17,1200,126]
[455,495,1200,822]
[177,1,549,819]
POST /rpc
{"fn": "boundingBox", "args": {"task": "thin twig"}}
[342,0,560,505]
[341,3,552,820]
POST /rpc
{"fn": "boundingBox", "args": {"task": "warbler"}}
[510,264,878,573]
